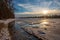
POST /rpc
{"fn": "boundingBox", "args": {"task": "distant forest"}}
[18,15,60,18]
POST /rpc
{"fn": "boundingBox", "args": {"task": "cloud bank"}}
[13,0,60,14]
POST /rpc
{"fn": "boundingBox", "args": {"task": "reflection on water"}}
[40,19,50,28]
[17,18,58,28]
[16,18,60,40]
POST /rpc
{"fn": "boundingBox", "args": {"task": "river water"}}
[16,18,60,40]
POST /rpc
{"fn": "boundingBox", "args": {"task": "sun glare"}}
[42,10,48,15]
[40,19,49,28]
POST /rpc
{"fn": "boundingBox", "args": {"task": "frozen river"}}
[16,18,60,40]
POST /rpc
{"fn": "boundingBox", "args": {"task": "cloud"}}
[18,3,50,12]
[54,0,60,6]
[14,0,60,15]
[17,0,60,11]
[15,9,60,15]
[40,1,52,7]
[15,9,60,17]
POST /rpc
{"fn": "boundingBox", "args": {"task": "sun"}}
[42,10,48,15]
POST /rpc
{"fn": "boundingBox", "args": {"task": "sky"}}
[13,0,60,15]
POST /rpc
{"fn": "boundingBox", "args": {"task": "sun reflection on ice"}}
[40,19,50,28]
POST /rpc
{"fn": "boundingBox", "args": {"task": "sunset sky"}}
[13,0,60,15]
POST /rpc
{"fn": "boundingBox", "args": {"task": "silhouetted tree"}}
[0,0,15,19]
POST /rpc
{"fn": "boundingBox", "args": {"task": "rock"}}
[38,31,45,34]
